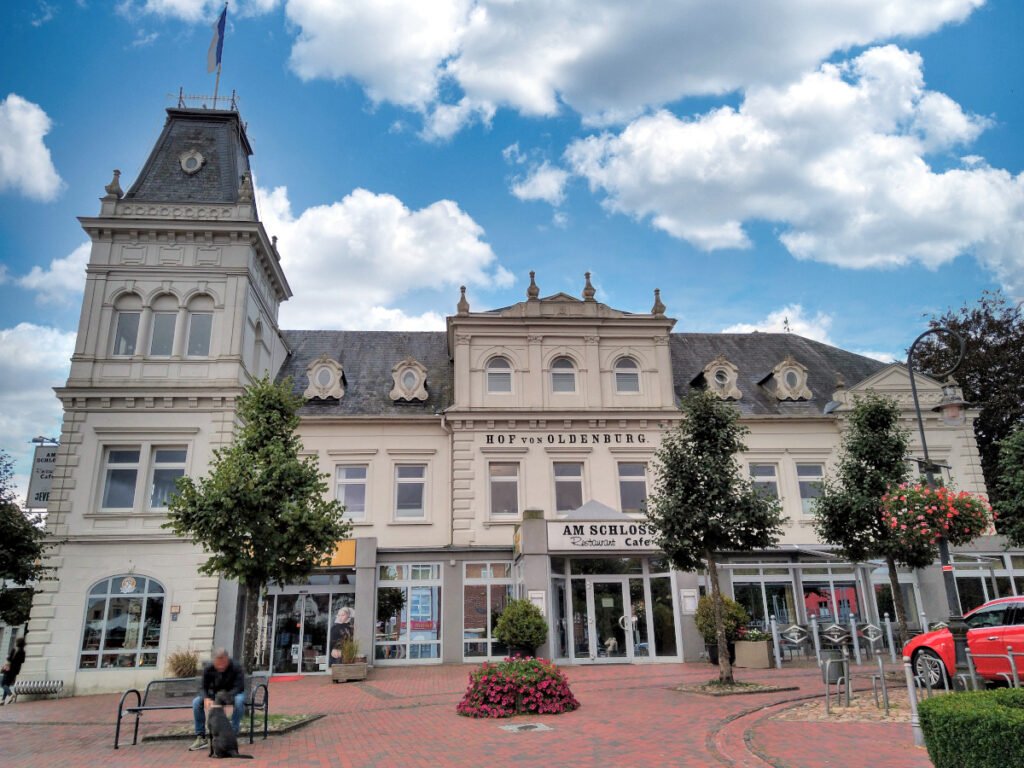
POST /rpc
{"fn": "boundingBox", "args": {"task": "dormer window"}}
[486,356,512,393]
[771,355,812,401]
[390,356,428,402]
[304,353,345,400]
[614,357,640,393]
[702,355,742,400]
[551,357,576,393]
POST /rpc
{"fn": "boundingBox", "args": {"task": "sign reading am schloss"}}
[485,432,647,446]
[547,522,659,551]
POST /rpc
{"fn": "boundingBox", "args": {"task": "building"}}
[22,103,1019,694]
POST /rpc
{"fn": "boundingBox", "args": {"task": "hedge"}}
[918,688,1024,768]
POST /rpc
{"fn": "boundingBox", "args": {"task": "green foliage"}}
[694,595,749,643]
[340,638,361,664]
[0,450,49,625]
[918,688,1024,768]
[493,598,549,653]
[994,424,1024,546]
[915,291,1024,505]
[456,657,579,718]
[165,648,200,678]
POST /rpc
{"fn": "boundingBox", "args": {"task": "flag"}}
[207,5,227,74]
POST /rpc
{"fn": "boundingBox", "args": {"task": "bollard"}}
[850,616,862,665]
[842,646,852,707]
[877,654,889,717]
[919,611,928,632]
[1008,645,1020,689]
[884,613,897,663]
[966,651,979,691]
[903,655,924,747]
[770,616,783,669]
[811,617,822,666]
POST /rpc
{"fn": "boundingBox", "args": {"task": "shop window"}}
[394,464,426,519]
[149,448,187,508]
[486,356,512,393]
[956,576,987,613]
[336,465,367,521]
[463,562,514,659]
[873,583,920,626]
[551,357,576,393]
[554,462,584,512]
[796,463,824,514]
[488,463,519,518]
[79,575,164,669]
[614,357,640,393]
[101,448,141,509]
[375,562,442,662]
[618,462,647,514]
[750,464,779,498]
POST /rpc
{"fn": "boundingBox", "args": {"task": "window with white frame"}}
[554,462,584,512]
[186,312,212,357]
[394,464,426,519]
[618,462,647,514]
[749,463,779,498]
[463,562,513,659]
[488,463,519,518]
[486,356,512,393]
[551,357,576,393]
[796,463,824,514]
[336,465,367,521]
[112,312,140,356]
[79,575,164,669]
[101,448,141,509]
[375,562,442,661]
[148,448,187,508]
[148,313,176,356]
[614,357,640,393]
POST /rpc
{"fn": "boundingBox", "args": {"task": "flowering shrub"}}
[737,628,772,642]
[456,657,580,718]
[881,484,993,547]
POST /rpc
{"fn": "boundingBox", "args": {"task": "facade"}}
[22,104,1021,694]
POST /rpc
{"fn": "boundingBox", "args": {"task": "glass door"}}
[299,594,331,673]
[271,594,300,674]
[591,580,628,661]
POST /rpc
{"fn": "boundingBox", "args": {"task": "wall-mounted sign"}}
[485,432,648,446]
[546,521,659,552]
[527,590,546,617]
[25,445,58,508]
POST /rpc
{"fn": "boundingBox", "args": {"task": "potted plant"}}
[494,599,548,657]
[331,638,368,683]
[694,595,748,665]
[734,627,775,668]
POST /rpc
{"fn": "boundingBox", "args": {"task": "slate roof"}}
[279,331,453,417]
[124,109,252,205]
[278,329,885,418]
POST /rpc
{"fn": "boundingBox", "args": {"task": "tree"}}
[0,450,49,627]
[164,376,352,671]
[994,424,1024,547]
[645,390,785,684]
[915,291,1024,505]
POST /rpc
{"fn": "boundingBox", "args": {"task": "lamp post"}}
[906,327,969,679]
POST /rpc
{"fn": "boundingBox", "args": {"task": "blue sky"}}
[1,0,1022,497]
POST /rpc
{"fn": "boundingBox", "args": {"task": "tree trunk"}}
[706,549,733,685]
[885,555,910,649]
[240,582,264,674]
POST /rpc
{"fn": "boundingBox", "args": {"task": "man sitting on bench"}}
[189,648,245,752]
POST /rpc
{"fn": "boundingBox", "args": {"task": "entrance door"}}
[299,594,331,673]
[585,578,649,662]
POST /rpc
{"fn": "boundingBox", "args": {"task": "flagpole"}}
[214,62,222,108]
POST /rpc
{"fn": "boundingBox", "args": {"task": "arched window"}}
[79,575,164,669]
[486,356,512,393]
[614,357,640,393]
[551,357,576,393]
[111,293,143,356]
[148,293,179,357]
[186,294,214,357]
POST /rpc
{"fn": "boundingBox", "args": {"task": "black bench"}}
[114,673,269,749]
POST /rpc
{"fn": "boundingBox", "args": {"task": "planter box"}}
[331,662,367,683]
[734,640,774,669]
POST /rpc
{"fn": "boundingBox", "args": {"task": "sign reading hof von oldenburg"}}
[547,521,659,551]
[26,445,58,508]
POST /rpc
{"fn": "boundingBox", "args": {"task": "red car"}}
[903,596,1024,687]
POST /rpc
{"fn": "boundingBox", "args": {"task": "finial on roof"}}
[834,371,846,390]
[103,169,123,200]
[238,171,254,203]
[582,271,596,302]
[457,285,470,315]
[527,270,539,300]
[272,235,278,249]
[652,288,666,316]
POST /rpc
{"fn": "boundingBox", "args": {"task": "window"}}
[375,562,442,662]
[394,464,426,519]
[112,312,140,356]
[186,313,212,357]
[486,357,512,393]
[336,465,367,521]
[965,604,1007,629]
[148,313,176,356]
[79,575,164,669]
[464,562,514,659]
[797,463,824,514]
[489,463,519,518]
[614,357,640,393]
[554,462,584,512]
[102,448,140,509]
[149,448,187,508]
[551,357,576,393]
[618,462,647,514]
[750,464,778,498]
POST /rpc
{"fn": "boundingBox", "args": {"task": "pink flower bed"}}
[456,657,580,718]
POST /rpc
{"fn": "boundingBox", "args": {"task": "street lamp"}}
[906,326,969,680]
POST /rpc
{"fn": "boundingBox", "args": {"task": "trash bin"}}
[821,648,844,684]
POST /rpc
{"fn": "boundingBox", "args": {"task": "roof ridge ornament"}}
[527,270,539,300]
[457,285,470,315]
[651,288,665,317]
[582,271,596,302]
[103,169,123,200]
[238,171,253,202]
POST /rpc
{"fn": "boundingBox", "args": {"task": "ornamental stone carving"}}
[304,353,345,400]
[771,355,812,401]
[390,356,429,402]
[703,355,742,400]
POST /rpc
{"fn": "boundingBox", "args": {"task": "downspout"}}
[440,409,455,547]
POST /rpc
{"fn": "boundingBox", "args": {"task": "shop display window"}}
[79,575,164,669]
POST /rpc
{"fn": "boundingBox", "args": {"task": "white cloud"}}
[130,30,160,48]
[125,0,278,21]
[722,305,834,344]
[565,46,1024,294]
[257,185,512,329]
[854,349,901,363]
[510,161,569,206]
[18,242,90,306]
[0,94,64,202]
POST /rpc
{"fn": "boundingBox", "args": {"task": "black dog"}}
[206,691,254,759]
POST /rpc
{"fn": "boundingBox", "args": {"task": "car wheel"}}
[913,648,948,689]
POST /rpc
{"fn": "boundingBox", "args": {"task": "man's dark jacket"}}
[201,659,244,700]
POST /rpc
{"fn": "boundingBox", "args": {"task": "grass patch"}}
[676,679,799,697]
[141,713,324,741]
